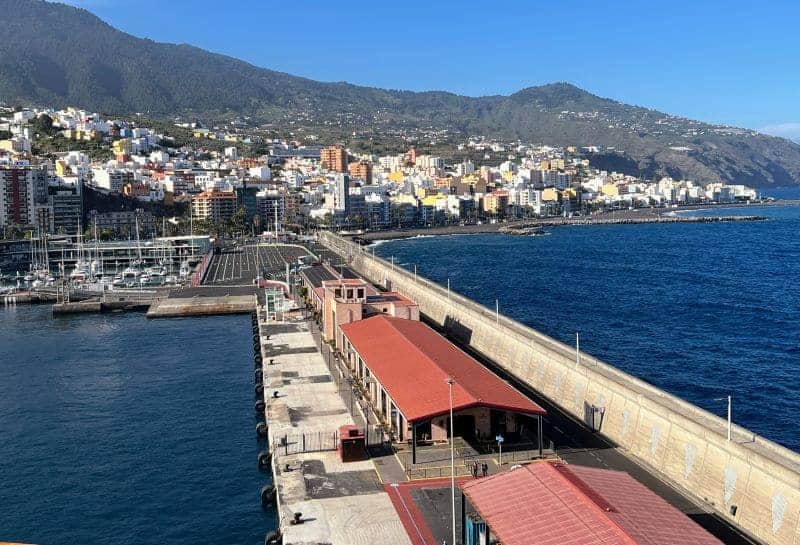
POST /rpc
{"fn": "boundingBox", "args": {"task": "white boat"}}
[69,261,91,283]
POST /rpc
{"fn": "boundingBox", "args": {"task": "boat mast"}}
[94,218,101,277]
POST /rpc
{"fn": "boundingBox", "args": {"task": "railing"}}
[405,464,473,481]
[272,430,339,456]
[191,250,214,287]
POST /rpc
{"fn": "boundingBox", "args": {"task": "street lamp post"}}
[347,376,355,414]
[715,395,733,441]
[447,376,456,545]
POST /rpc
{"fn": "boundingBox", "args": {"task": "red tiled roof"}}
[339,315,544,422]
[459,462,723,545]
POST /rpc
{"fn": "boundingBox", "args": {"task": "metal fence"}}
[405,463,473,480]
[272,430,339,456]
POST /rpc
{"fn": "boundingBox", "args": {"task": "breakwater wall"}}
[319,231,800,545]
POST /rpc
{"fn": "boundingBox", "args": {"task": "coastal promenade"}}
[319,230,800,545]
[352,201,793,243]
[256,308,411,545]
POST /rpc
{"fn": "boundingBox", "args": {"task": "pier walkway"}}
[257,311,411,545]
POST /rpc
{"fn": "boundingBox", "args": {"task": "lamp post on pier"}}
[447,376,456,545]
[715,395,732,441]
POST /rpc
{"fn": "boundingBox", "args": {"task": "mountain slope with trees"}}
[2,0,800,187]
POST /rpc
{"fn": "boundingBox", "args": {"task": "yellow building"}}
[601,183,620,197]
[561,188,577,199]
[421,195,440,207]
[55,160,71,176]
[541,188,559,202]
[112,139,131,156]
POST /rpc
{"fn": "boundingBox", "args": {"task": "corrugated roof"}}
[460,462,724,545]
[339,315,544,422]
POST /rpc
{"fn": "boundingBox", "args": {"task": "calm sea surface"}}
[0,308,274,544]
[375,205,800,452]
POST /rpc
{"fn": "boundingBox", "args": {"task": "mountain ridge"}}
[2,0,800,187]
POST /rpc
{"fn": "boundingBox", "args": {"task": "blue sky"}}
[61,0,800,139]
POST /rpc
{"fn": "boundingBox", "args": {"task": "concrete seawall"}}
[319,231,800,545]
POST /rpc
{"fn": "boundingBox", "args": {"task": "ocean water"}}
[0,307,274,544]
[375,205,800,452]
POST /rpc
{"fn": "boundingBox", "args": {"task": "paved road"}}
[203,243,311,286]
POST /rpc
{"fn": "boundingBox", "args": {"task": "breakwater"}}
[320,230,800,545]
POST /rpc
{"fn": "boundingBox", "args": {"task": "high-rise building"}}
[191,190,238,223]
[333,173,350,214]
[0,166,37,227]
[320,146,348,173]
[50,188,82,235]
[483,190,509,217]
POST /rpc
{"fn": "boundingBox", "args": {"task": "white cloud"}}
[759,122,800,142]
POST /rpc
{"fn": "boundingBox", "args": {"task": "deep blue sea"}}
[375,205,800,452]
[0,307,274,544]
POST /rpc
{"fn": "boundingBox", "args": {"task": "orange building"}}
[320,145,348,173]
[348,160,373,182]
[191,190,238,223]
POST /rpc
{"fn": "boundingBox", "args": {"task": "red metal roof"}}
[460,462,724,545]
[339,315,544,422]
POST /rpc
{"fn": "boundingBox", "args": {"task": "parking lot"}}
[204,243,314,286]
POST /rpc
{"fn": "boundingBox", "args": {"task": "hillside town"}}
[0,105,761,238]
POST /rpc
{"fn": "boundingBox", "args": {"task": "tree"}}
[3,223,24,240]
[30,114,58,137]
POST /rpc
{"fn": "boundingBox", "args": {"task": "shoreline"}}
[353,200,792,244]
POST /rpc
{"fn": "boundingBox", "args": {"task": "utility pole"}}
[447,377,456,545]
[715,395,733,441]
[727,395,732,441]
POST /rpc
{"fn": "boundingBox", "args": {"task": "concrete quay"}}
[256,310,411,545]
[146,286,257,318]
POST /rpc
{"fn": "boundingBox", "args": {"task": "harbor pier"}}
[254,307,411,545]
[319,230,800,545]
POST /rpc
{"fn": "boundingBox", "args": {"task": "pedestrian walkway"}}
[259,312,411,545]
